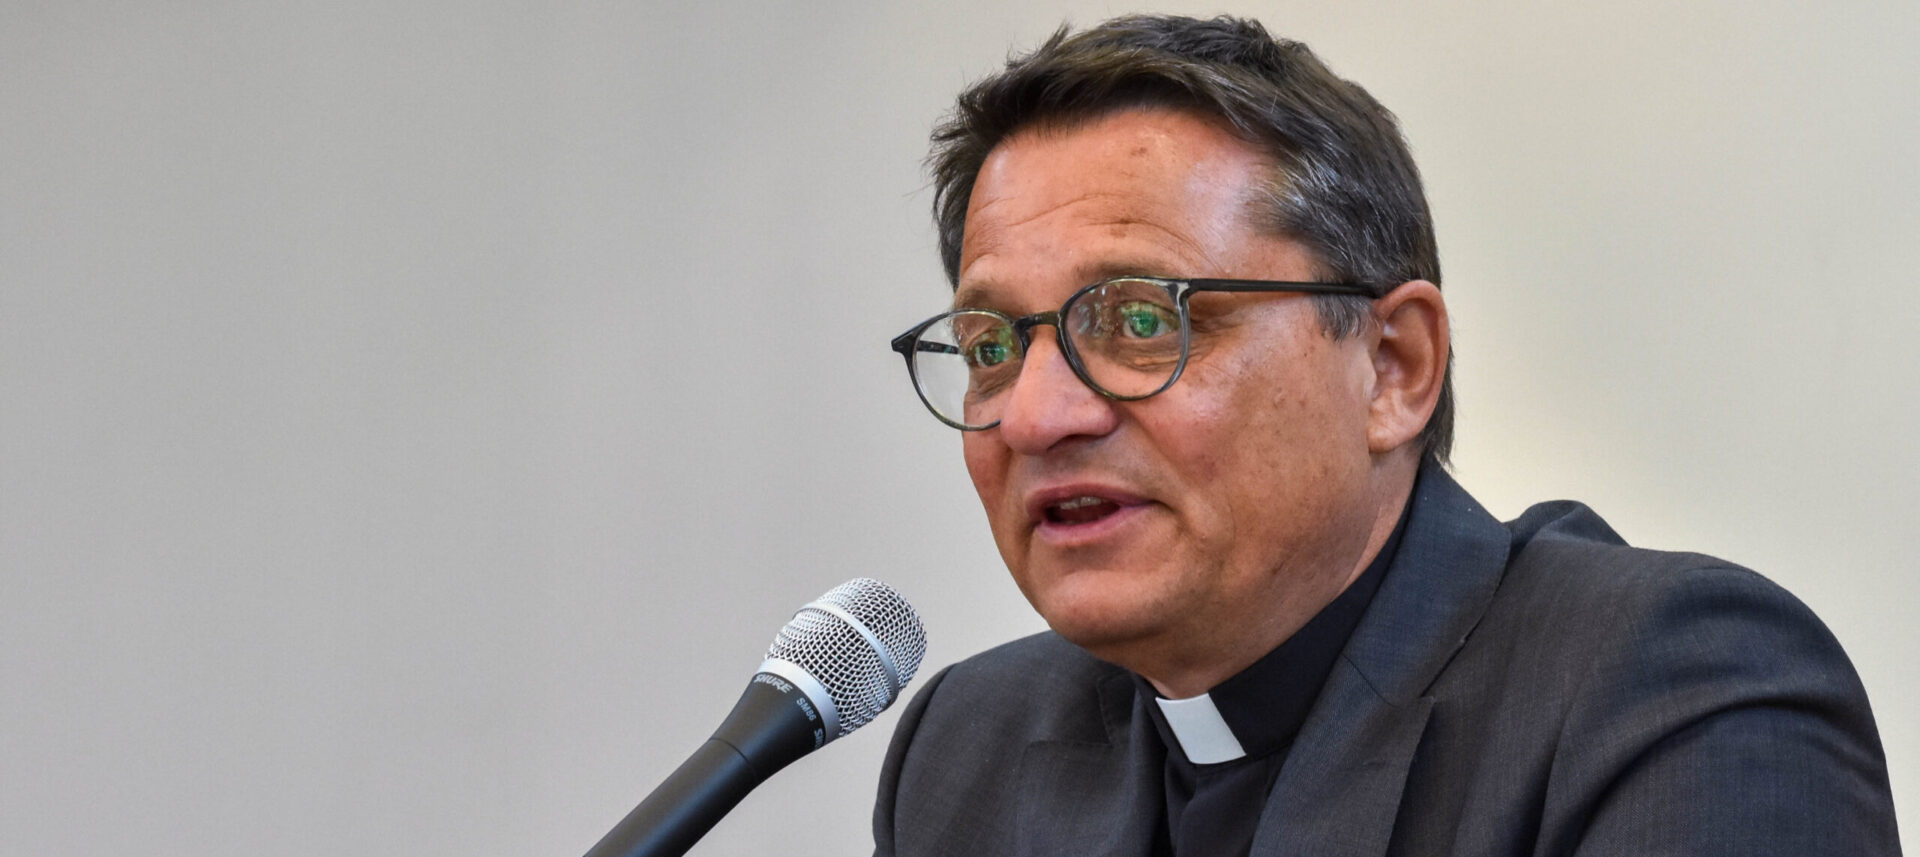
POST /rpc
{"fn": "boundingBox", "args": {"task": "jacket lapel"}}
[1010,668,1164,857]
[1253,465,1512,857]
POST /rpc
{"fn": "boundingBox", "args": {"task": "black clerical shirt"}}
[1139,499,1410,857]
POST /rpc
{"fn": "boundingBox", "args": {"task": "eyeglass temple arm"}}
[1184,279,1385,299]
[890,333,961,358]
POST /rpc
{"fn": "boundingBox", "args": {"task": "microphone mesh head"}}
[765,578,927,737]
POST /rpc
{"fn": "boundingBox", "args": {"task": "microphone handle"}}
[584,675,825,857]
[584,738,756,857]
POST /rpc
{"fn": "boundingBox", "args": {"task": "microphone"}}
[584,578,928,857]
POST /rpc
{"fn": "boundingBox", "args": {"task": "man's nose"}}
[994,333,1120,453]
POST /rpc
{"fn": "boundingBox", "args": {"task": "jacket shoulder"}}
[1425,498,1900,854]
[1482,496,1866,717]
[1496,500,1841,641]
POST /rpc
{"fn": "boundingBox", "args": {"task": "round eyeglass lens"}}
[1064,279,1186,398]
[911,309,1023,428]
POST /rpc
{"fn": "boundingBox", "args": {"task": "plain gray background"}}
[4,1,1913,854]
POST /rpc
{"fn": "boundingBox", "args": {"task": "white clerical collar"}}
[1153,692,1248,764]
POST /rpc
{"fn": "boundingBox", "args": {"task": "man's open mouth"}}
[1043,495,1123,524]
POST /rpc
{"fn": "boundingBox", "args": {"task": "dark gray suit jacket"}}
[873,467,1900,856]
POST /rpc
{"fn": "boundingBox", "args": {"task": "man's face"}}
[955,107,1386,683]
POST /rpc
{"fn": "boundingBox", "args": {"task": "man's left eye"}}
[1118,302,1174,338]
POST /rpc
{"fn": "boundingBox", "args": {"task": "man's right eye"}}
[967,340,1012,367]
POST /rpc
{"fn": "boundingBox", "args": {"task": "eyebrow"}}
[949,283,1000,312]
[1084,258,1182,282]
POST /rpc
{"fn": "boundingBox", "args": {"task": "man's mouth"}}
[1043,495,1124,524]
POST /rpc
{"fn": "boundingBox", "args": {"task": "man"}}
[874,15,1898,857]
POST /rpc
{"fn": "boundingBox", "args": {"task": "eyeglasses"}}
[891,276,1383,430]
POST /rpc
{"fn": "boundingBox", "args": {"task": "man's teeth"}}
[1046,495,1122,524]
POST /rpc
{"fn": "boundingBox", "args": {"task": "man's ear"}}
[1365,280,1449,455]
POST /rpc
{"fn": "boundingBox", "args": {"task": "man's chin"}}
[1027,583,1178,663]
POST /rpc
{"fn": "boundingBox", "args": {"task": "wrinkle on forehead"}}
[960,190,1139,264]
[953,107,1288,307]
[959,201,1242,306]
